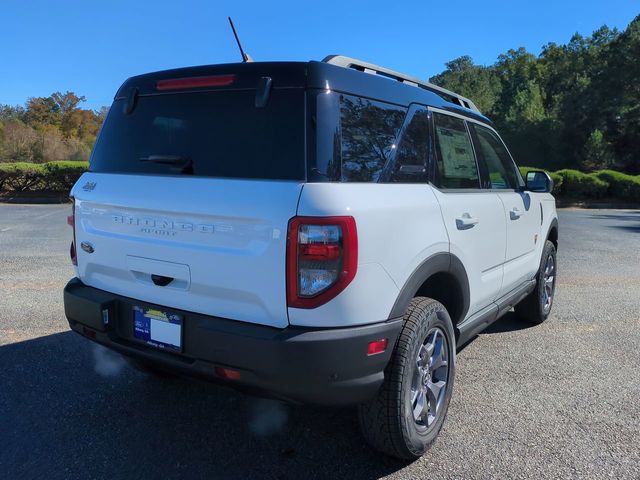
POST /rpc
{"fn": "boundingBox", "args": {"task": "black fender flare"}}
[388,252,470,323]
[546,218,559,249]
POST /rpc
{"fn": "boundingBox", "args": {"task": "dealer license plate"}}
[133,306,182,352]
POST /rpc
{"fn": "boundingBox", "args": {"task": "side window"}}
[313,91,342,181]
[433,113,479,189]
[339,94,406,182]
[386,106,430,182]
[469,124,520,190]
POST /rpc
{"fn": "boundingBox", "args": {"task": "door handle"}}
[510,207,522,220]
[456,213,479,230]
[151,274,174,287]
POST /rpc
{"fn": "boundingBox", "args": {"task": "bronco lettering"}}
[112,215,214,233]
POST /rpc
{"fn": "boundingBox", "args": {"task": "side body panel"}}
[290,183,449,327]
[497,191,541,296]
[431,189,507,318]
[499,191,558,294]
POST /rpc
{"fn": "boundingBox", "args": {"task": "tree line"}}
[430,14,640,174]
[0,92,106,164]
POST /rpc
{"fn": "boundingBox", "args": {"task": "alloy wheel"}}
[410,327,450,430]
[542,254,556,313]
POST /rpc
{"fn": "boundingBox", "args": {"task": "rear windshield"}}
[91,89,305,180]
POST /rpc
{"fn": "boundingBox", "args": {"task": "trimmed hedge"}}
[554,169,609,199]
[0,161,88,193]
[519,166,640,201]
[591,170,640,201]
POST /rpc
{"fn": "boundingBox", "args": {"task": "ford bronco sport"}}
[63,55,558,459]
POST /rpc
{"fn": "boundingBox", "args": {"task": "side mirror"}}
[525,170,554,193]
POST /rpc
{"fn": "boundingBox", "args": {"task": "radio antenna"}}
[228,17,252,63]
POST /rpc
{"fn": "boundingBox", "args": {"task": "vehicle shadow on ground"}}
[481,311,537,335]
[456,312,535,353]
[0,331,409,479]
[589,211,640,233]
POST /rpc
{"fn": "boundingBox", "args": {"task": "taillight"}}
[287,216,357,309]
[67,197,77,266]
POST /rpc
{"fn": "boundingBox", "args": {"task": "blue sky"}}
[1,0,637,110]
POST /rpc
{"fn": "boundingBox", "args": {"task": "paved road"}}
[1,204,639,479]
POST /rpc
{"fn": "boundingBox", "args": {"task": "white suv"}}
[64,55,558,459]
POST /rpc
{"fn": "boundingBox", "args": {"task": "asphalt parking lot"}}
[1,204,639,479]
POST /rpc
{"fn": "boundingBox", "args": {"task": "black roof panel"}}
[113,60,491,125]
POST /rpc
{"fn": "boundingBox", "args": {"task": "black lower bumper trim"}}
[63,278,403,406]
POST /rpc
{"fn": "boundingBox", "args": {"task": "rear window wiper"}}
[140,155,193,175]
[139,155,188,165]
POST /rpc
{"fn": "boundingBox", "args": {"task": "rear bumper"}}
[63,278,403,406]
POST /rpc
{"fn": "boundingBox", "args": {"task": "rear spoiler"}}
[114,62,308,99]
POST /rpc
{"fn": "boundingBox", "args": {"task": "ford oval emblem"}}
[80,241,95,254]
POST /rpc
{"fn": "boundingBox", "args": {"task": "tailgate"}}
[71,172,302,328]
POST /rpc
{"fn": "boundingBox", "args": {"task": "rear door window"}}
[432,113,480,189]
[90,89,305,180]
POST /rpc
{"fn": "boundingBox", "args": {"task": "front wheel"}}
[358,297,456,459]
[515,240,557,324]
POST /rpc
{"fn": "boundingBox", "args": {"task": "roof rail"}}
[322,55,481,114]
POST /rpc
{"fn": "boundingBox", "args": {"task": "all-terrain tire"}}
[515,240,557,324]
[358,297,456,459]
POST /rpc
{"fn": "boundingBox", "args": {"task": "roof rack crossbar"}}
[322,55,481,114]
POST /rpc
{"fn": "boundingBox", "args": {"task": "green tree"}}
[600,16,640,173]
[430,56,502,114]
[581,129,614,171]
[505,80,546,124]
[429,15,640,173]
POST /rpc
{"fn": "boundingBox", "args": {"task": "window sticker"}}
[435,126,478,180]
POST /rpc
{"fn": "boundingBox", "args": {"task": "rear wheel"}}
[515,240,557,324]
[358,297,456,459]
